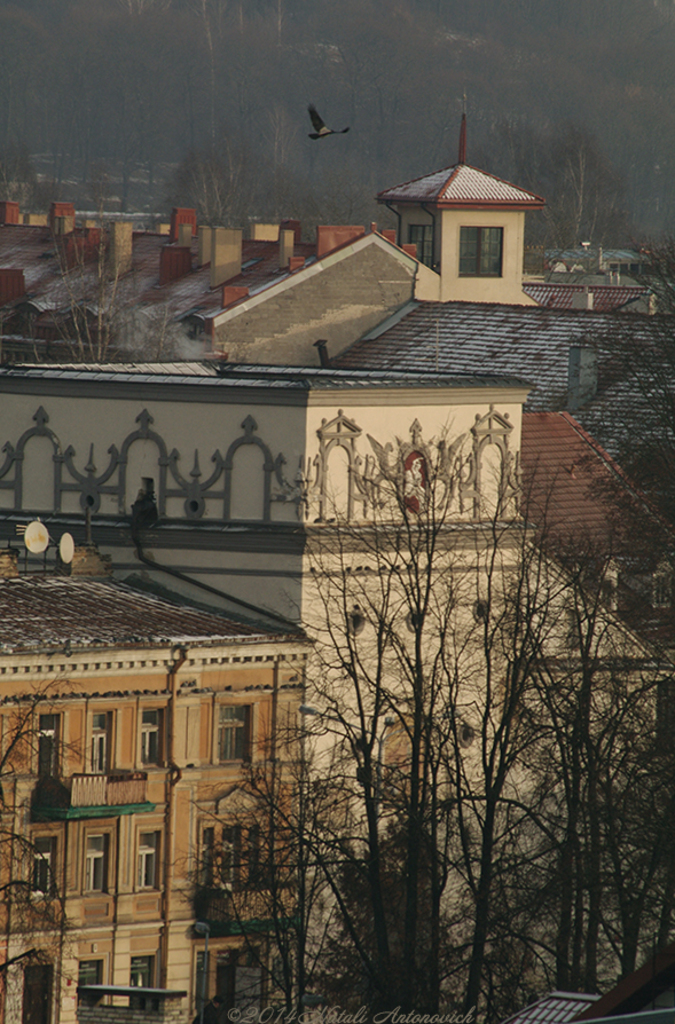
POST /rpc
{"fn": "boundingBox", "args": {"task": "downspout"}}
[160,645,187,989]
[384,201,402,248]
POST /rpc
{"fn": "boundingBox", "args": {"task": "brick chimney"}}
[222,285,248,307]
[169,207,197,243]
[49,202,75,234]
[0,269,26,303]
[197,226,212,267]
[0,549,19,578]
[159,245,192,285]
[71,544,112,577]
[316,225,365,258]
[0,201,20,226]
[279,229,295,269]
[108,221,133,277]
[279,219,301,243]
[249,223,280,241]
[210,228,242,288]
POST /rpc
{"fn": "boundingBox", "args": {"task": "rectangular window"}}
[38,714,60,777]
[201,826,215,886]
[141,709,162,765]
[85,834,109,892]
[218,706,250,762]
[221,824,242,888]
[459,226,503,277]
[91,712,110,774]
[78,960,102,987]
[32,836,57,895]
[138,831,160,889]
[130,955,154,989]
[408,224,433,267]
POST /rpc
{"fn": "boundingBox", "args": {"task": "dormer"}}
[376,117,545,305]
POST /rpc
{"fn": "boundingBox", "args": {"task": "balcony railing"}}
[32,772,153,821]
[71,772,148,807]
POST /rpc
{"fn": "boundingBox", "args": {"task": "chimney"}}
[178,222,193,248]
[314,339,330,367]
[249,223,280,241]
[198,225,212,267]
[279,229,295,269]
[568,346,598,412]
[169,207,197,243]
[316,225,365,259]
[571,287,594,310]
[108,221,133,277]
[381,229,396,244]
[0,201,20,226]
[49,202,75,234]
[210,228,242,288]
[0,269,26,303]
[222,285,248,307]
[159,245,192,285]
[71,543,112,577]
[0,549,19,578]
[279,219,301,244]
[289,256,305,272]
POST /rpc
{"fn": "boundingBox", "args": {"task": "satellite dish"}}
[59,532,75,564]
[24,520,50,554]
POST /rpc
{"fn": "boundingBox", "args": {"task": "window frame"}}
[84,833,109,893]
[140,708,163,766]
[407,223,433,267]
[38,713,60,778]
[32,835,57,896]
[217,705,251,763]
[137,831,160,890]
[91,711,111,774]
[459,226,503,277]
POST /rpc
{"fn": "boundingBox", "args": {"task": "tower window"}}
[459,227,503,277]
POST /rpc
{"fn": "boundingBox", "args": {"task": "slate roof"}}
[0,577,293,653]
[500,991,599,1024]
[335,300,666,461]
[377,163,545,208]
[523,283,648,313]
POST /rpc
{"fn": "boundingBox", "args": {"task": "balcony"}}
[32,772,155,821]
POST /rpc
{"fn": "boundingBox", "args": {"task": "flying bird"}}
[307,104,350,140]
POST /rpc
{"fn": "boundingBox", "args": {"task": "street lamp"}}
[375,716,395,823]
[194,920,210,1024]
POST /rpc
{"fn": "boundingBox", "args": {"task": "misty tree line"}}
[2,0,675,241]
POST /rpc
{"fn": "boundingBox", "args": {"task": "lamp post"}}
[194,920,210,1024]
[375,716,395,824]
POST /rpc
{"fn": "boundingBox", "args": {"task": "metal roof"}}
[0,576,295,653]
[501,992,599,1024]
[377,163,545,208]
[0,360,530,392]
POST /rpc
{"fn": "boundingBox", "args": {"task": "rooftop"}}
[523,282,648,313]
[0,359,531,394]
[0,576,297,653]
[501,991,599,1024]
[335,300,666,460]
[377,163,545,208]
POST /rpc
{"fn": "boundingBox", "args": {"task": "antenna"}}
[24,520,50,554]
[59,532,75,565]
[458,92,467,164]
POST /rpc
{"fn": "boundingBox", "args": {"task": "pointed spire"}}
[458,110,467,165]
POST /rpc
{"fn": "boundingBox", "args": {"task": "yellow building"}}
[0,565,308,1024]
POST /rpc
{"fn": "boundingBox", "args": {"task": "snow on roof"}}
[500,992,599,1024]
[0,576,295,653]
[377,163,545,208]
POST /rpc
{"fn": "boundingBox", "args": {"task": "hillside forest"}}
[2,0,675,246]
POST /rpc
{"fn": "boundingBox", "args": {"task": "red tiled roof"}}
[523,282,648,312]
[0,577,293,653]
[377,163,545,208]
[521,412,656,546]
